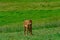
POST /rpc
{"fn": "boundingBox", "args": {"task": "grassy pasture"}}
[0,27,60,40]
[0,0,60,2]
[0,10,60,40]
[0,10,60,26]
[0,2,60,11]
[0,1,60,40]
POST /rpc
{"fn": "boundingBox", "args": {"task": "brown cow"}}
[24,20,32,36]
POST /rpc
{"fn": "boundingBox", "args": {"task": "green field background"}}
[0,0,60,2]
[0,0,60,40]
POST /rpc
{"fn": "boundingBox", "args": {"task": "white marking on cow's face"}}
[25,25,28,27]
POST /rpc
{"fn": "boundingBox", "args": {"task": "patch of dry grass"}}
[0,2,60,11]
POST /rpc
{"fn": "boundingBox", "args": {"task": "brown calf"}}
[24,20,32,35]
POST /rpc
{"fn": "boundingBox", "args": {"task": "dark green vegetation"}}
[0,1,60,40]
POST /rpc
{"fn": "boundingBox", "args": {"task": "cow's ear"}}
[30,20,32,22]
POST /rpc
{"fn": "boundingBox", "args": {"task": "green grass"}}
[0,9,60,40]
[0,27,60,40]
[0,1,60,40]
[0,0,60,2]
[0,2,60,11]
[0,10,60,26]
[0,10,60,33]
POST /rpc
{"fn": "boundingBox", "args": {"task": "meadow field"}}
[0,0,60,2]
[0,0,60,40]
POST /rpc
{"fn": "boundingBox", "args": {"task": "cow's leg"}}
[29,25,32,35]
[30,26,32,35]
[24,25,28,36]
[24,26,26,35]
[26,27,28,36]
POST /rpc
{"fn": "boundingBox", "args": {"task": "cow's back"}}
[24,20,32,25]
